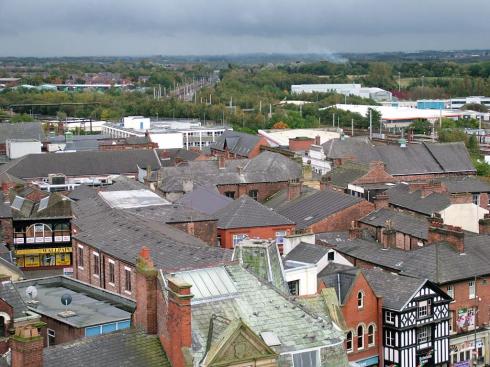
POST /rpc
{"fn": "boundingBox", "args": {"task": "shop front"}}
[15,247,72,269]
[450,329,489,367]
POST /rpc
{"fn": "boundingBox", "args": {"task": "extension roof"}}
[177,185,233,215]
[322,138,475,176]
[215,195,294,229]
[43,330,170,367]
[386,183,451,215]
[441,176,490,194]
[283,242,329,265]
[0,281,29,319]
[360,207,428,240]
[0,149,162,179]
[276,189,363,230]
[159,151,301,193]
[210,130,262,157]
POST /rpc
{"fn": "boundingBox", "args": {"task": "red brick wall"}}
[308,200,375,233]
[10,335,43,367]
[218,225,294,249]
[339,273,382,364]
[169,221,217,246]
[289,138,314,152]
[217,181,289,203]
[0,218,13,246]
[40,315,83,347]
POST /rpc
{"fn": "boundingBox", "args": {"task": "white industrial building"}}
[291,83,393,102]
[6,139,42,159]
[449,96,490,109]
[102,116,231,150]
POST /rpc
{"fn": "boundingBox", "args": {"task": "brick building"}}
[157,150,302,203]
[99,135,158,151]
[319,265,383,367]
[326,220,490,366]
[210,130,268,159]
[214,195,295,249]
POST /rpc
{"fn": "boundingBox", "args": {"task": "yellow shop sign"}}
[16,247,72,255]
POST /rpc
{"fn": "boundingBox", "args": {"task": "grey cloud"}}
[0,0,489,56]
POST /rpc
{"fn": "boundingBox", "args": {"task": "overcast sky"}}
[1,0,489,57]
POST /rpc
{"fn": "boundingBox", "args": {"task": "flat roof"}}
[258,128,340,146]
[15,277,134,328]
[99,189,170,209]
[104,120,231,135]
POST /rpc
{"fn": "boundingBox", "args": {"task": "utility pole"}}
[259,100,262,114]
[369,109,373,140]
[398,72,401,92]
[332,113,335,128]
[351,118,354,136]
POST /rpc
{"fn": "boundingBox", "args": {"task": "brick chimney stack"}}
[134,247,158,335]
[10,325,44,367]
[382,228,396,249]
[427,217,465,253]
[349,221,362,240]
[315,135,321,146]
[218,155,226,169]
[160,276,194,367]
[408,181,446,198]
[287,181,301,201]
[479,214,490,234]
[374,193,389,210]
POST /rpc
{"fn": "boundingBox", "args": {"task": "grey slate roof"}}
[184,265,347,364]
[276,189,364,230]
[215,195,294,229]
[159,151,301,193]
[323,138,475,176]
[0,122,44,144]
[0,281,29,319]
[362,268,426,311]
[317,264,359,305]
[210,130,262,157]
[283,242,329,264]
[441,176,490,194]
[263,184,317,210]
[43,329,170,367]
[386,183,451,215]
[360,207,428,240]
[0,149,162,179]
[9,191,72,220]
[323,161,369,188]
[47,134,112,152]
[73,189,232,272]
[177,185,233,215]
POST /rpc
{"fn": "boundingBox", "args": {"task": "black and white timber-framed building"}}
[363,268,452,367]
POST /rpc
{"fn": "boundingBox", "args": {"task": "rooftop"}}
[99,189,170,209]
[386,183,451,216]
[15,276,134,328]
[0,122,44,145]
[210,130,262,157]
[177,185,233,215]
[283,242,329,265]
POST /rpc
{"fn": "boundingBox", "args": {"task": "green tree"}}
[410,119,432,135]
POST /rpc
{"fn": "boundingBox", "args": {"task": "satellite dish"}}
[26,286,38,299]
[61,294,72,306]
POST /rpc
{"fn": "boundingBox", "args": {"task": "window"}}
[77,245,84,268]
[469,280,476,299]
[288,280,299,296]
[224,191,235,199]
[446,285,454,300]
[357,291,364,309]
[47,329,55,347]
[473,194,480,205]
[93,253,100,277]
[327,251,334,261]
[292,350,319,367]
[108,260,115,284]
[232,234,246,247]
[357,325,364,350]
[124,267,132,293]
[417,326,431,344]
[0,317,5,337]
[368,324,375,346]
[248,190,258,201]
[385,311,395,324]
[346,331,353,352]
[385,330,395,347]
[417,299,432,319]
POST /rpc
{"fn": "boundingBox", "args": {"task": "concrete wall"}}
[284,263,317,296]
[150,132,183,149]
[439,203,488,233]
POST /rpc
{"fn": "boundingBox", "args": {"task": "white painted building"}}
[450,96,490,109]
[291,83,393,102]
[6,139,42,159]
[258,128,340,147]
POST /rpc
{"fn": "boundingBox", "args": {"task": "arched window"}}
[346,331,353,352]
[357,325,364,350]
[26,223,52,240]
[357,291,364,309]
[0,316,5,337]
[368,324,375,346]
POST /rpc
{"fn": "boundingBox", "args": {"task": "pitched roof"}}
[179,265,347,364]
[386,183,451,215]
[263,184,317,210]
[441,176,490,194]
[0,149,162,179]
[323,161,369,188]
[177,185,233,215]
[72,191,231,272]
[43,330,170,367]
[9,191,72,220]
[0,281,29,319]
[362,268,426,311]
[159,151,301,193]
[317,265,359,305]
[322,138,475,176]
[276,189,364,230]
[0,122,44,144]
[283,242,329,264]
[360,207,428,240]
[215,195,293,229]
[210,130,262,157]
